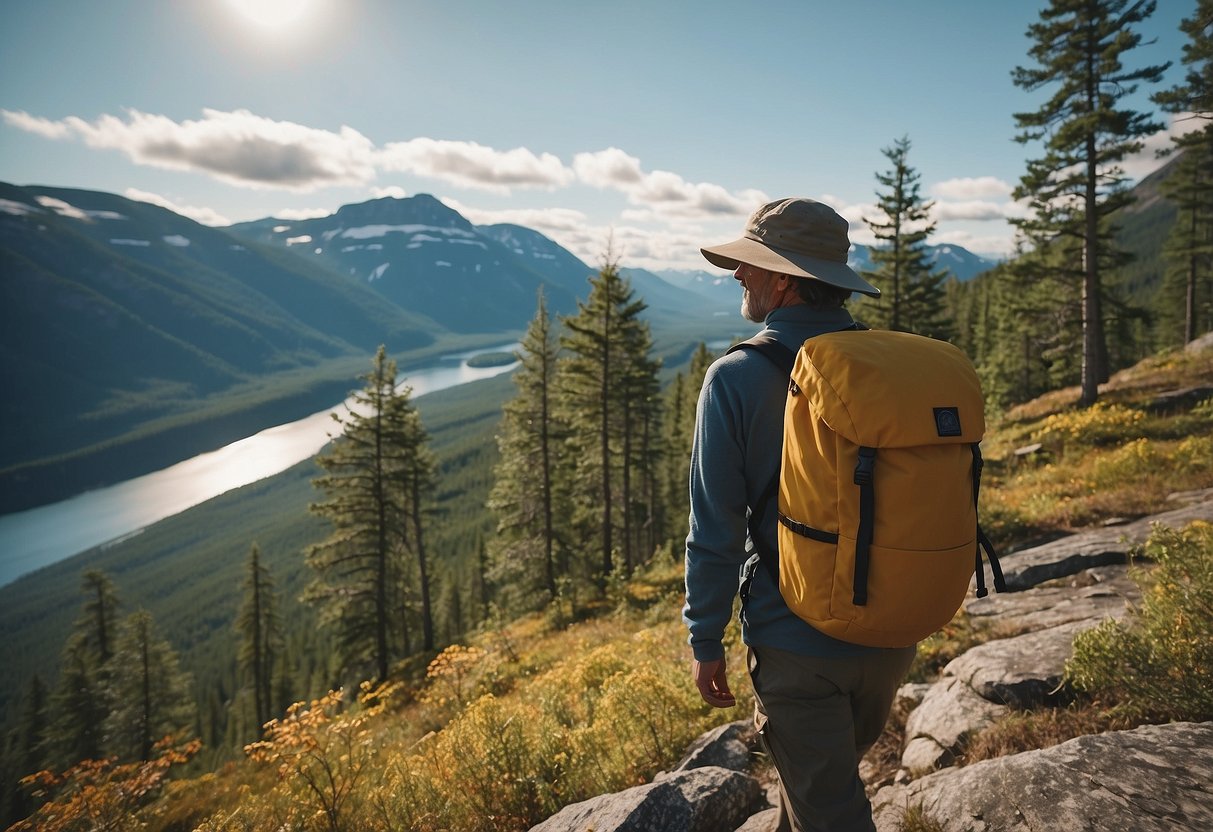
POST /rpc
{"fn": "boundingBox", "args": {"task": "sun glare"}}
[226,0,320,30]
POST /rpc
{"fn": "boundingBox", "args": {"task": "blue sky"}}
[0,0,1196,270]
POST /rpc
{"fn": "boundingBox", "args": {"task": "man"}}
[683,198,916,832]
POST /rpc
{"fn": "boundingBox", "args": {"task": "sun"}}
[225,0,321,30]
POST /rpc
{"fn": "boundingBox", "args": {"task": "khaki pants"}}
[748,643,916,832]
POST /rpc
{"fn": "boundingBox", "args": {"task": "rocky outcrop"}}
[873,722,1213,832]
[528,494,1213,832]
[527,765,764,832]
[989,497,1213,591]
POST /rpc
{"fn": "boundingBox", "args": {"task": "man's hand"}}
[693,657,736,708]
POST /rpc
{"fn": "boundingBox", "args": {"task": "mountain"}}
[656,241,997,302]
[227,195,588,333]
[0,183,446,507]
[846,242,998,282]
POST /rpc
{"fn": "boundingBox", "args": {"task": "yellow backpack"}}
[733,328,1005,648]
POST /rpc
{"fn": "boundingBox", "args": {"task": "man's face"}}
[736,263,779,323]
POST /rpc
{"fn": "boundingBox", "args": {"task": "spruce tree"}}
[1153,0,1213,345]
[1012,0,1170,404]
[663,343,715,551]
[393,396,437,652]
[44,571,121,767]
[558,259,659,588]
[102,611,195,762]
[80,570,120,664]
[488,290,567,609]
[860,136,953,339]
[307,346,434,679]
[235,543,282,735]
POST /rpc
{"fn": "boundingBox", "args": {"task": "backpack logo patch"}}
[933,407,962,437]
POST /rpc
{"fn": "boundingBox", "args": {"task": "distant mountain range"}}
[653,242,997,307]
[0,182,996,510]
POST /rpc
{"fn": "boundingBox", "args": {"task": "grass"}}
[978,346,1213,551]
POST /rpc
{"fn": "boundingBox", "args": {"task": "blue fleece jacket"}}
[682,304,879,662]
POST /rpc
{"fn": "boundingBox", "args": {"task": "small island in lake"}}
[465,351,517,368]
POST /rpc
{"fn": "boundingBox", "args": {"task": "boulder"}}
[989,499,1213,592]
[943,619,1094,708]
[901,677,1007,774]
[673,720,752,774]
[873,721,1213,832]
[733,807,778,832]
[964,564,1137,634]
[528,765,764,832]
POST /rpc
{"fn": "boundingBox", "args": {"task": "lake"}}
[0,344,519,587]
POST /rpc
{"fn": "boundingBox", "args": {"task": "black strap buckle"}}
[854,446,876,486]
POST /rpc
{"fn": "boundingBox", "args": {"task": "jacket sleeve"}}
[682,358,752,662]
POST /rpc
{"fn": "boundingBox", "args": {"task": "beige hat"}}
[701,197,880,297]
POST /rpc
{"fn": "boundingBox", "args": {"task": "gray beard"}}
[741,290,765,323]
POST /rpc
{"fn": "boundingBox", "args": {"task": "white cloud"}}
[370,185,408,199]
[1121,112,1207,181]
[573,147,645,187]
[930,176,1014,200]
[574,147,768,220]
[378,138,574,192]
[10,108,377,191]
[441,198,590,235]
[2,110,71,139]
[124,188,231,225]
[932,200,1014,222]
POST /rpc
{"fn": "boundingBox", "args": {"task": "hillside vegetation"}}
[12,338,1208,832]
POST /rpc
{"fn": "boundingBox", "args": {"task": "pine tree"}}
[488,290,568,609]
[44,572,121,768]
[1,676,48,823]
[393,396,437,652]
[80,570,120,664]
[860,136,953,339]
[102,611,195,762]
[662,343,715,552]
[1012,0,1170,405]
[618,319,663,573]
[558,259,660,588]
[1153,0,1213,345]
[235,543,282,735]
[307,346,434,680]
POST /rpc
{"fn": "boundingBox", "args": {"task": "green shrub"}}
[1065,521,1213,722]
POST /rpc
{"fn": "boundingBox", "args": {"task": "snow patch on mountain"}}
[163,235,190,247]
[369,263,390,282]
[110,238,150,247]
[0,198,41,216]
[286,235,312,246]
[340,224,477,241]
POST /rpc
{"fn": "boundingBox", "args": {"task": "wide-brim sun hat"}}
[701,197,881,298]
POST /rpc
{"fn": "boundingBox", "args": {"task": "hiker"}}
[683,198,918,832]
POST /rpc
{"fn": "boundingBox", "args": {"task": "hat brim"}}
[701,237,880,298]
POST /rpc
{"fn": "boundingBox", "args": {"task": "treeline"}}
[856,0,1211,410]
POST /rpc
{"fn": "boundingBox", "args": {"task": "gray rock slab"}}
[873,721,1213,832]
[902,677,1007,774]
[987,498,1213,592]
[964,564,1138,634]
[528,765,764,832]
[733,807,778,832]
[943,619,1095,708]
[674,720,753,774]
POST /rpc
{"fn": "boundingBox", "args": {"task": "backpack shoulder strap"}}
[724,324,859,580]
[726,333,796,375]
